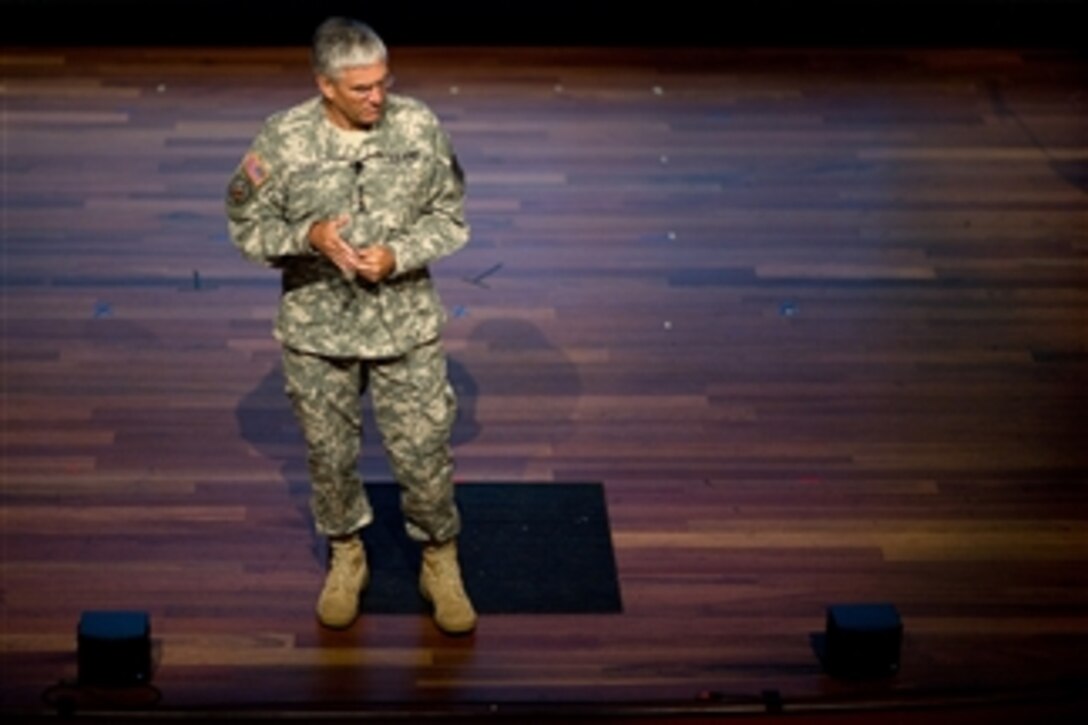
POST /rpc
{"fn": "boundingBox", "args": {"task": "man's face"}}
[318,62,392,130]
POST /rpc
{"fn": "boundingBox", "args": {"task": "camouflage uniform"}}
[226,94,468,543]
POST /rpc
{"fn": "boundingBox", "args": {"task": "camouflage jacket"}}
[226,95,468,359]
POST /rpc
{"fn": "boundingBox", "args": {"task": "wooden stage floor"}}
[1,45,1087,721]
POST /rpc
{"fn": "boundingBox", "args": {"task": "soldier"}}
[225,16,475,635]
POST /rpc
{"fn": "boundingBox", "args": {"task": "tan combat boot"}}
[420,540,477,635]
[316,536,368,629]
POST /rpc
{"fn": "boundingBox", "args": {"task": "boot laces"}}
[326,544,361,593]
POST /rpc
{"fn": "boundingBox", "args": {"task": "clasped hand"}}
[307,214,395,283]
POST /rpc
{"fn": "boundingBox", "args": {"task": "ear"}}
[316,74,336,101]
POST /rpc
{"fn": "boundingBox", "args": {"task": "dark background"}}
[1,1,1086,47]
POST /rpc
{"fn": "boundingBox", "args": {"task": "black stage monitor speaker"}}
[77,610,152,687]
[824,602,902,678]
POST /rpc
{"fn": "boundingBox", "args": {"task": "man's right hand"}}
[307,214,362,278]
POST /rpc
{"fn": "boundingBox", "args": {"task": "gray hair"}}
[311,17,388,78]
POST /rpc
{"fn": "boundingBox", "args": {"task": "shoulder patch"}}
[227,172,254,206]
[451,154,465,186]
[243,152,270,187]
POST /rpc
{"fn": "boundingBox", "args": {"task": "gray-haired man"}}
[226,17,475,635]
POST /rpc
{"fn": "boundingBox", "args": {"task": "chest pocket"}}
[362,150,434,229]
[284,160,358,224]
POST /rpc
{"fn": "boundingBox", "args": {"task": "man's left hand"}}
[357,245,396,283]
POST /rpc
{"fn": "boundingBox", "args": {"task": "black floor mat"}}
[358,482,623,614]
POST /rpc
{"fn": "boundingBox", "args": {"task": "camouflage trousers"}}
[282,338,460,543]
